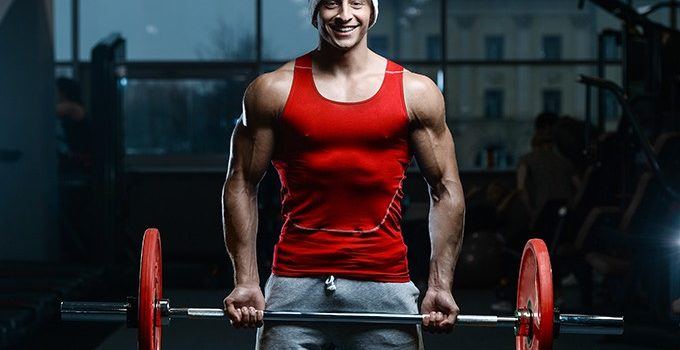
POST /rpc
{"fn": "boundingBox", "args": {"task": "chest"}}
[312,72,385,103]
[281,105,408,150]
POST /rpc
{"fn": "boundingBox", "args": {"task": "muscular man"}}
[222,0,465,348]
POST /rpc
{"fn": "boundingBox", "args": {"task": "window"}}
[263,0,316,60]
[370,0,442,60]
[55,66,74,79]
[603,90,619,120]
[484,89,504,119]
[123,74,253,155]
[49,0,626,167]
[603,35,620,60]
[426,34,442,60]
[485,35,504,60]
[369,35,389,57]
[542,89,562,114]
[542,35,562,60]
[80,0,256,61]
[475,144,512,170]
[54,0,72,61]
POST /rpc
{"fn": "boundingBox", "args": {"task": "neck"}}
[314,38,373,75]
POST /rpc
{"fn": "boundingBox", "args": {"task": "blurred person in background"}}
[56,77,91,174]
[517,112,577,231]
[56,77,93,262]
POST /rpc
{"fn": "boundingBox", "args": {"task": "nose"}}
[335,3,353,23]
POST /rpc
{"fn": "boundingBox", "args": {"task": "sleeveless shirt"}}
[270,51,412,282]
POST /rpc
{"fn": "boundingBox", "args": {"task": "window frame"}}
[54,0,622,171]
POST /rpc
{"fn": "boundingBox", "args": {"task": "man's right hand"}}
[223,284,265,328]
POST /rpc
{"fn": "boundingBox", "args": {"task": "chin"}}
[325,37,366,52]
[332,40,360,50]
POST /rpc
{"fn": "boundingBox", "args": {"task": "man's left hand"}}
[420,288,460,333]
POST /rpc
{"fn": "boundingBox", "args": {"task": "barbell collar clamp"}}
[514,308,532,337]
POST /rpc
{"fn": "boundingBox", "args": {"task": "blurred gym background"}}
[0,0,678,348]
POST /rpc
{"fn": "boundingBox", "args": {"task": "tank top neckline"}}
[299,52,398,106]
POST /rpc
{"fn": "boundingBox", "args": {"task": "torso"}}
[260,52,424,124]
[265,50,420,282]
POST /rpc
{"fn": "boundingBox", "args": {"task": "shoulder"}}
[242,60,295,124]
[402,69,445,126]
[57,101,86,121]
[245,60,295,106]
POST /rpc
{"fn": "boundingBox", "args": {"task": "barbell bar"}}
[60,228,624,350]
[61,299,622,332]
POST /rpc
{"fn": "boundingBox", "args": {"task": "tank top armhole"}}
[390,61,409,125]
[278,56,305,121]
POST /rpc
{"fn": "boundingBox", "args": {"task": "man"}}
[56,77,91,173]
[222,0,465,348]
[516,113,576,227]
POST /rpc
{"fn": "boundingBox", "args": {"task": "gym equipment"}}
[61,229,624,350]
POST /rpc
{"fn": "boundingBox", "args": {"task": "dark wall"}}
[125,171,228,260]
[0,0,57,260]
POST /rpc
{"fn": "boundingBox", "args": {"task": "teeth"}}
[334,27,356,33]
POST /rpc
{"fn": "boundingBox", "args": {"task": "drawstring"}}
[324,275,336,293]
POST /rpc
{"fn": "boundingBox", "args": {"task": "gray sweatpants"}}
[256,274,424,350]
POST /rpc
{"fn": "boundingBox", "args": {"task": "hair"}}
[531,131,553,148]
[534,111,559,131]
[56,77,83,104]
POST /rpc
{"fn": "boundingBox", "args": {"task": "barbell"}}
[60,228,624,350]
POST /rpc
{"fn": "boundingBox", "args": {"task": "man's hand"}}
[420,288,460,333]
[223,284,265,328]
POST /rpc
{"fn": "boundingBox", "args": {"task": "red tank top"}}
[270,52,412,282]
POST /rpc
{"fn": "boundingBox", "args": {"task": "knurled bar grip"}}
[176,309,517,327]
[60,301,623,335]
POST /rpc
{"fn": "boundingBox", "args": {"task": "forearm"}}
[427,179,465,291]
[223,177,260,286]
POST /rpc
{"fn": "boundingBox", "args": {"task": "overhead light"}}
[404,6,421,17]
[145,24,158,35]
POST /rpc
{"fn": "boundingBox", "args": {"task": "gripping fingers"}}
[256,309,264,327]
[434,312,444,333]
[225,302,262,328]
[423,311,438,333]
[439,313,456,333]
[240,306,253,327]
[248,307,258,328]
[226,303,241,328]
[423,312,451,333]
[242,306,260,328]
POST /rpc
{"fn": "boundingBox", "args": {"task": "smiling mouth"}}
[330,25,359,34]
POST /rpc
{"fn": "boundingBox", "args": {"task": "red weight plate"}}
[516,239,554,350]
[139,228,163,350]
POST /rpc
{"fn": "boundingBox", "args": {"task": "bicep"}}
[226,78,278,187]
[409,103,462,197]
[227,115,275,187]
[410,120,459,188]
